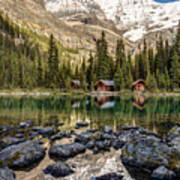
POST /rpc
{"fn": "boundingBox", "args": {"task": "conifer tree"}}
[87,53,94,90]
[115,39,125,68]
[170,51,180,89]
[37,57,43,87]
[96,31,110,80]
[113,63,124,91]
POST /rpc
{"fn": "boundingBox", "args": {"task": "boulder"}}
[121,136,171,169]
[168,125,180,139]
[95,140,111,151]
[151,166,176,180]
[76,121,89,128]
[91,173,123,180]
[103,126,113,134]
[75,132,94,143]
[0,167,15,180]
[19,121,33,128]
[170,136,180,154]
[43,161,74,177]
[0,141,46,169]
[86,140,95,149]
[49,143,86,159]
[0,137,25,149]
[32,126,56,136]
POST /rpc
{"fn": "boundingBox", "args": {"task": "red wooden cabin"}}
[95,80,114,91]
[132,79,146,91]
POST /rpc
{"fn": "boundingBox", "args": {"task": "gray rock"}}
[168,125,180,139]
[43,161,74,177]
[1,137,25,149]
[121,136,171,169]
[76,121,89,128]
[75,132,94,143]
[91,173,123,180]
[32,126,55,136]
[103,126,113,134]
[170,136,180,154]
[0,141,46,169]
[86,139,95,149]
[19,121,33,128]
[49,143,86,159]
[0,167,15,180]
[151,166,176,180]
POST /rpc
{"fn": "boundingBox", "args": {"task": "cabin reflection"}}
[95,96,115,109]
[71,99,81,108]
[133,95,146,110]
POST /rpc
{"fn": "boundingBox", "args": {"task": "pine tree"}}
[47,34,59,88]
[115,39,125,68]
[114,63,125,91]
[80,58,87,90]
[146,73,157,91]
[87,53,94,90]
[96,31,110,80]
[37,58,43,87]
[170,51,180,89]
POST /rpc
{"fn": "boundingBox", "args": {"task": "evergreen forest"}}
[0,12,180,92]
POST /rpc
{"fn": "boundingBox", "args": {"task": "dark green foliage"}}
[113,63,124,90]
[96,31,110,80]
[0,11,179,92]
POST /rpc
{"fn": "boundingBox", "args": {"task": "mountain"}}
[44,0,180,42]
[0,0,179,58]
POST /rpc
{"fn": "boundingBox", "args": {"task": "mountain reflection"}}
[0,96,180,136]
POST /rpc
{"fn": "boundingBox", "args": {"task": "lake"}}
[0,95,180,137]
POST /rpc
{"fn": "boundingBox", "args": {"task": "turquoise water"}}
[0,95,180,136]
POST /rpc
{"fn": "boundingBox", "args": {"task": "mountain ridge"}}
[0,0,179,60]
[44,0,180,42]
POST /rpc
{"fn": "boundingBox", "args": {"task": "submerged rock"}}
[0,167,15,180]
[0,141,46,169]
[19,121,33,128]
[151,166,176,180]
[76,121,89,128]
[49,143,86,159]
[43,161,74,177]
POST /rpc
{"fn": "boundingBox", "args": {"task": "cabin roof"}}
[95,80,114,86]
[132,79,145,87]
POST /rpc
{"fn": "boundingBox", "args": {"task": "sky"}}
[155,0,180,3]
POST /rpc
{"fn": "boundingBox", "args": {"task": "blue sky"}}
[155,0,180,3]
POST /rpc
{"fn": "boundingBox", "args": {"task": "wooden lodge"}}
[95,80,114,91]
[71,80,80,89]
[133,95,146,110]
[132,79,146,91]
[95,96,115,109]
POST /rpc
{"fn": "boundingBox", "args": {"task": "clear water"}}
[0,95,180,136]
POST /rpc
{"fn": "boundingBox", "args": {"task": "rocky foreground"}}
[0,121,180,180]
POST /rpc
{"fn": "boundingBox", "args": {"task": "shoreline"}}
[0,90,180,97]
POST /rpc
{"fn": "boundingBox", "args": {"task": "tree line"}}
[0,12,180,91]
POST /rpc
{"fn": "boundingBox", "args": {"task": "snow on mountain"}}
[44,0,180,42]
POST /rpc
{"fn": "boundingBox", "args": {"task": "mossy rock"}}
[7,152,21,167]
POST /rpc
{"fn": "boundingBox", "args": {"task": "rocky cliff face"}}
[0,0,179,60]
[44,0,180,42]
